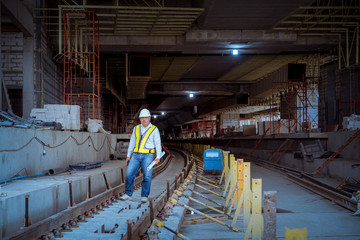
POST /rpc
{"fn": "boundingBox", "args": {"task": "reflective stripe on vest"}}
[133,124,156,154]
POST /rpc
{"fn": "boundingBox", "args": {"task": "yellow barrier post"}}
[227,159,243,213]
[244,178,263,240]
[285,228,307,240]
[243,162,251,229]
[225,160,237,207]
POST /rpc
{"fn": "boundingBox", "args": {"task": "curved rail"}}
[6,149,193,240]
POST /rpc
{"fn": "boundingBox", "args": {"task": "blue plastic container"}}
[203,149,223,174]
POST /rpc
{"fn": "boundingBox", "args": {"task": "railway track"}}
[7,149,193,240]
[248,156,358,213]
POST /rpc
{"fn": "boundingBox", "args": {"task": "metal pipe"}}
[121,168,124,184]
[68,180,73,207]
[169,198,239,232]
[126,219,133,240]
[174,190,229,217]
[102,172,111,190]
[281,20,359,25]
[299,6,360,10]
[59,6,61,55]
[88,176,92,198]
[357,25,359,65]
[339,35,342,70]
[291,14,360,18]
[174,174,178,189]
[25,195,30,227]
[166,178,170,200]
[274,27,347,31]
[346,29,349,68]
[47,167,69,175]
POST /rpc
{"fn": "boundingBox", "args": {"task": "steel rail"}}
[287,173,357,212]
[6,150,191,240]
[123,149,192,240]
[247,157,358,213]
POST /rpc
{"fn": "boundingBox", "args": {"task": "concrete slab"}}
[1,150,186,239]
[0,160,125,238]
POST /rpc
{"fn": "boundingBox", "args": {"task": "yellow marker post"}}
[285,228,307,240]
[227,159,244,213]
[231,192,244,227]
[223,171,233,197]
[236,159,244,202]
[221,151,230,183]
[225,160,238,207]
[243,162,251,229]
[244,178,263,240]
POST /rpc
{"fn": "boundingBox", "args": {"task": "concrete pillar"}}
[22,37,34,118]
[0,2,2,111]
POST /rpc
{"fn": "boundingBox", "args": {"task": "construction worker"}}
[120,108,162,203]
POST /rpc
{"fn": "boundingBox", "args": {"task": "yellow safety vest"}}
[133,124,156,154]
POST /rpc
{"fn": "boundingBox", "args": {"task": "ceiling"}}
[4,0,359,130]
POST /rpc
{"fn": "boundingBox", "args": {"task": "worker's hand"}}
[126,157,131,165]
[154,158,160,165]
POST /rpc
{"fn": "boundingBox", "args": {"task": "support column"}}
[0,2,2,110]
[23,37,34,118]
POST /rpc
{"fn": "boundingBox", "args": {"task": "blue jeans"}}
[125,153,154,197]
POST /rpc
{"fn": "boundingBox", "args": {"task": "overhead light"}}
[161,112,165,115]
[153,115,157,119]
[189,93,194,98]
[232,49,239,55]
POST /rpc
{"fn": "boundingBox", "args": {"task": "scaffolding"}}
[101,95,118,134]
[180,120,216,138]
[338,66,360,128]
[63,11,100,125]
[270,64,319,134]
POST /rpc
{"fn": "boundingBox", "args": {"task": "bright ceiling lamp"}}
[232,49,239,55]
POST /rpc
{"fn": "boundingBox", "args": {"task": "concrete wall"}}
[327,130,360,160]
[0,127,116,181]
[1,33,24,88]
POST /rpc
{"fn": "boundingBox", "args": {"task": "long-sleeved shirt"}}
[127,123,162,159]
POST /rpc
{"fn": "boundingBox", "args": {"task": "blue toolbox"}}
[203,149,223,175]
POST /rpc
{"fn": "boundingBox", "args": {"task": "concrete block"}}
[243,124,256,136]
[258,121,265,135]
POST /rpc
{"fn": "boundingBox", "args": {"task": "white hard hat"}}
[139,109,151,118]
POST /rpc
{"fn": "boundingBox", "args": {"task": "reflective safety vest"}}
[133,124,156,154]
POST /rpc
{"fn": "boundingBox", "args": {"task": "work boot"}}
[141,197,148,203]
[120,194,132,201]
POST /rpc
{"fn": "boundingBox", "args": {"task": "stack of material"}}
[30,104,80,130]
[0,110,61,129]
[343,114,360,130]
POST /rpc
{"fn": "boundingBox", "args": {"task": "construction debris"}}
[0,110,62,130]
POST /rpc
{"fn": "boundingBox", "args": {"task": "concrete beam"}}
[147,81,250,95]
[100,35,185,46]
[1,0,34,37]
[186,30,298,42]
[0,2,2,110]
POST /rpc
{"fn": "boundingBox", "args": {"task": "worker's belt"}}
[134,149,155,154]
